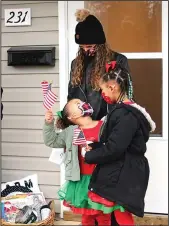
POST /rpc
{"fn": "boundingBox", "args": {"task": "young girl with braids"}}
[43,98,126,225]
[84,61,156,225]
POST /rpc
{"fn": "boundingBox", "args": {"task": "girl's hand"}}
[81,145,92,157]
[86,145,92,152]
[45,110,54,123]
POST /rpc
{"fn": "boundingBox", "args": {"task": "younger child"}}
[84,62,156,225]
[43,99,122,225]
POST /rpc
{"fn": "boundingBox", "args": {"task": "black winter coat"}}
[67,51,130,120]
[85,103,152,217]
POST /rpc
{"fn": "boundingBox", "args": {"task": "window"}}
[128,59,162,135]
[85,1,163,136]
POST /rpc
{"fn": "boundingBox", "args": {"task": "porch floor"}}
[55,214,168,225]
[55,219,79,225]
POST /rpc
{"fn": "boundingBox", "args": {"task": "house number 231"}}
[5,8,31,26]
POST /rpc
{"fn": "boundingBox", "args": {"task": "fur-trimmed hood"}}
[122,102,156,142]
[130,103,156,132]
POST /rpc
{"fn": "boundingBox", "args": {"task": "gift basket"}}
[1,174,55,225]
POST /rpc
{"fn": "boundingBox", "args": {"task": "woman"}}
[68,9,132,120]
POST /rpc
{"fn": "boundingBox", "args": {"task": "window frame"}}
[122,1,168,140]
[121,1,168,140]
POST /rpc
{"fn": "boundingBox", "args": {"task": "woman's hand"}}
[45,110,54,124]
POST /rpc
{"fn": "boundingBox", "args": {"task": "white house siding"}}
[1,1,61,213]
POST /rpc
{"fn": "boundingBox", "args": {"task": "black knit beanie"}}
[75,9,106,45]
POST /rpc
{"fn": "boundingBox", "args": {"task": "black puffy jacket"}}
[85,103,154,217]
[67,51,130,120]
[1,87,3,120]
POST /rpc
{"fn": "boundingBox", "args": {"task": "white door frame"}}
[58,1,69,218]
[58,1,168,217]
[162,2,168,140]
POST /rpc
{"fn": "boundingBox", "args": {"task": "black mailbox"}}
[7,46,55,66]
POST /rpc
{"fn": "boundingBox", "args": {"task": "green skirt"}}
[58,175,125,214]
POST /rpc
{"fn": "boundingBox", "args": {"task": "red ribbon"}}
[105,61,117,73]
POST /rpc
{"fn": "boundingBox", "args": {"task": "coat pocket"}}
[109,161,124,183]
[64,148,72,176]
[95,161,124,185]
